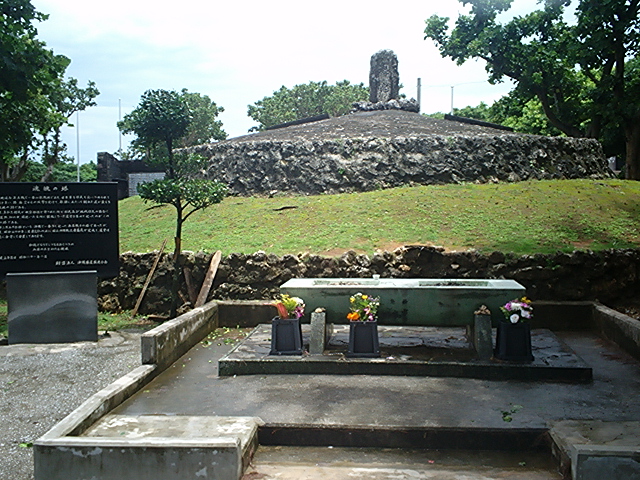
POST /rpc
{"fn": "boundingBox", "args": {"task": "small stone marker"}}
[369,49,400,103]
[469,305,493,360]
[309,308,333,355]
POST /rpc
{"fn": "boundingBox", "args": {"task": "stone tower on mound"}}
[369,50,400,103]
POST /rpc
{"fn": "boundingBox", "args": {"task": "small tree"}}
[120,90,228,316]
[247,80,369,131]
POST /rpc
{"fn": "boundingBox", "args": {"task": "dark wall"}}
[98,247,640,315]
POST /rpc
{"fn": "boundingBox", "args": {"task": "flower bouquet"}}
[346,292,380,357]
[500,297,533,324]
[494,297,534,362]
[270,294,305,355]
[273,294,305,319]
[347,292,380,322]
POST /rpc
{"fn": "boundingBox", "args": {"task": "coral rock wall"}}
[99,247,640,315]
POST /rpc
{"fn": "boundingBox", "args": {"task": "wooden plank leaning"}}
[132,239,167,317]
[195,250,222,308]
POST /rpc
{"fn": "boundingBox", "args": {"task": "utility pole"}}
[417,78,421,113]
[76,111,80,182]
[450,86,454,115]
[118,98,122,152]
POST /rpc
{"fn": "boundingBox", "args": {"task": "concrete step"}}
[242,446,563,480]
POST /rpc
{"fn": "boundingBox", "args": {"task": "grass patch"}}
[118,179,640,256]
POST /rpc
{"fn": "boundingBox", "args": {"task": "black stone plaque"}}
[7,271,98,344]
[0,182,119,278]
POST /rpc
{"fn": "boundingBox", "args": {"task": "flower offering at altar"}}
[273,294,305,319]
[500,297,533,324]
[347,292,380,322]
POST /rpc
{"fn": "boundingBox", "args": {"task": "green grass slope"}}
[118,179,640,256]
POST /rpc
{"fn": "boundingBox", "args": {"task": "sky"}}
[31,0,540,165]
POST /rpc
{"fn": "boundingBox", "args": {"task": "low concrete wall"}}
[141,302,219,369]
[217,300,275,327]
[593,304,640,360]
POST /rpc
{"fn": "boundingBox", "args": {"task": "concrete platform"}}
[33,301,640,480]
[219,325,592,382]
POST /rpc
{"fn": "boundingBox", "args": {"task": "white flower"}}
[510,313,520,324]
[521,310,531,319]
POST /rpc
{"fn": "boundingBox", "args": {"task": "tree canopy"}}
[0,0,99,182]
[118,88,227,167]
[424,0,640,179]
[247,80,369,131]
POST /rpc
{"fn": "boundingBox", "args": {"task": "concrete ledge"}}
[574,445,640,480]
[39,365,157,439]
[141,301,218,368]
[259,424,550,451]
[35,438,243,480]
[593,303,640,360]
[36,414,262,480]
[220,324,593,382]
[550,420,640,480]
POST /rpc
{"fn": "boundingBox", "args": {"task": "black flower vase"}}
[347,321,380,358]
[494,321,534,362]
[270,317,303,355]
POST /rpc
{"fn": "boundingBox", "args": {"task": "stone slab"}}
[7,270,98,344]
[219,324,592,382]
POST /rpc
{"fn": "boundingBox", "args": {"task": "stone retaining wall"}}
[190,135,609,196]
[98,247,640,315]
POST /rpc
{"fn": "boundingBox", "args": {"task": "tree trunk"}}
[625,120,640,180]
[169,207,184,318]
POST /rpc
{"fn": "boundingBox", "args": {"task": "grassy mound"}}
[118,179,640,256]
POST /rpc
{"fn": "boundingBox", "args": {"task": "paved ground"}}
[0,332,141,480]
[114,331,640,430]
[3,326,640,479]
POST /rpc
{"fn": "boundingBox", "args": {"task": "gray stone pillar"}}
[369,50,400,103]
[309,310,333,355]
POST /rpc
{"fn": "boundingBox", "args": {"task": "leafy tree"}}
[39,78,99,181]
[0,0,99,181]
[247,80,369,130]
[118,89,190,174]
[424,0,640,179]
[137,153,227,317]
[119,88,226,164]
[120,89,228,316]
[22,158,97,182]
[176,89,227,147]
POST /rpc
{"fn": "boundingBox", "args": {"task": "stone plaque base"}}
[7,271,98,344]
